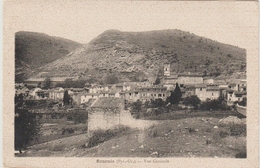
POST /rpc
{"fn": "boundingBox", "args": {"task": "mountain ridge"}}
[15,31,82,82]
[17,29,246,83]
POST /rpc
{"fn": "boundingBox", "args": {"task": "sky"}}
[4,1,258,50]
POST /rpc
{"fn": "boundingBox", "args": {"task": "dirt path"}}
[120,118,159,130]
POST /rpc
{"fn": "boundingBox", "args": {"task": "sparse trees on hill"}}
[105,74,119,84]
[56,79,93,88]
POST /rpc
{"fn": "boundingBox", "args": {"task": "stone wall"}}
[88,107,120,136]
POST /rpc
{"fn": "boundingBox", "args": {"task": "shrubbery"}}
[66,111,88,124]
[87,125,130,148]
[15,94,41,153]
[236,97,247,107]
[183,95,201,110]
[130,99,169,119]
[200,97,230,111]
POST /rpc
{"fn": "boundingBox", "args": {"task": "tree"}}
[154,77,160,85]
[130,100,142,119]
[238,97,247,106]
[167,83,182,104]
[42,76,52,89]
[15,94,41,153]
[183,95,201,110]
[150,99,165,108]
[63,90,70,105]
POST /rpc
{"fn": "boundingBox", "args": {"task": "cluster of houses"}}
[15,64,246,107]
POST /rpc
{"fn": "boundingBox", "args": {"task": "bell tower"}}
[164,64,171,76]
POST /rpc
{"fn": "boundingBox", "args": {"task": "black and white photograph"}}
[3,1,258,167]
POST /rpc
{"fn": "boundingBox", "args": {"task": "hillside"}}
[15,31,82,82]
[35,29,246,83]
[20,114,246,158]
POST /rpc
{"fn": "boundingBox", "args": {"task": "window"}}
[163,94,165,97]
[212,93,214,96]
[200,88,202,91]
[129,93,131,96]
[238,98,240,101]
[158,94,162,97]
[154,94,157,97]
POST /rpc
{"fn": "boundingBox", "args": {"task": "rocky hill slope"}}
[33,29,246,83]
[15,31,82,82]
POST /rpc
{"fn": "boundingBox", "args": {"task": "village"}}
[15,63,247,157]
[16,64,246,108]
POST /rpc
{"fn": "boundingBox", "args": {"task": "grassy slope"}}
[15,31,82,82]
[20,111,246,158]
[38,29,246,82]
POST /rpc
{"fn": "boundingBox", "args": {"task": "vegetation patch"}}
[87,125,131,148]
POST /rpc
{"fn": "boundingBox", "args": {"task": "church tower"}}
[164,64,171,76]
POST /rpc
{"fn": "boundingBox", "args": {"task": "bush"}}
[87,125,130,148]
[61,128,74,135]
[147,124,160,138]
[200,97,230,111]
[237,97,247,106]
[66,111,88,124]
[130,100,145,119]
[219,130,230,138]
[235,151,247,158]
[183,95,201,110]
[229,124,246,136]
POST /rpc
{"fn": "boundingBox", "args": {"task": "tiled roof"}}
[206,88,220,91]
[91,97,123,108]
[194,84,206,88]
[229,83,237,86]
[177,73,202,77]
[234,91,247,95]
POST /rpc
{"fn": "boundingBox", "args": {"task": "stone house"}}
[88,97,131,137]
[15,87,30,97]
[48,87,64,101]
[162,64,203,88]
[226,79,247,106]
[226,90,247,106]
[35,90,49,99]
[194,84,220,101]
[203,77,214,84]
[138,86,169,103]
[80,92,99,104]
[185,84,221,102]
[28,87,42,98]
[177,73,203,85]
[121,88,140,103]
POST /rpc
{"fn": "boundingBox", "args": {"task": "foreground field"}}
[19,111,246,158]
